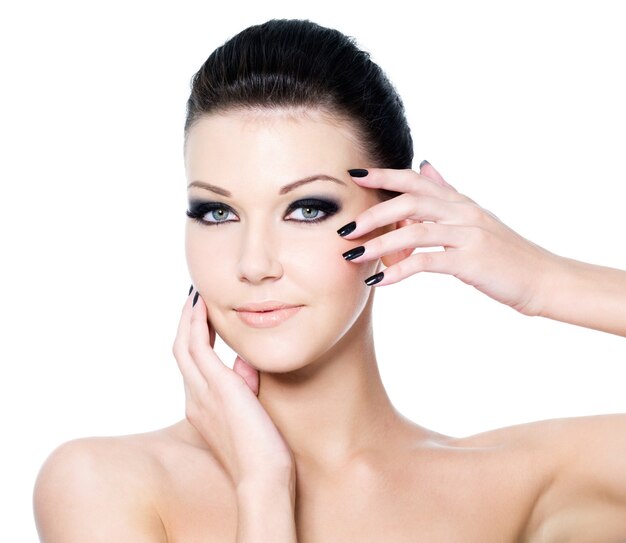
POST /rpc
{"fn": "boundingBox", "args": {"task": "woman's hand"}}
[340,162,559,316]
[172,288,296,489]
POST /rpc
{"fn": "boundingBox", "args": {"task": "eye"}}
[186,202,236,226]
[186,198,341,227]
[284,199,340,224]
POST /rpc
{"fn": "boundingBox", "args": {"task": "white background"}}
[1,1,625,540]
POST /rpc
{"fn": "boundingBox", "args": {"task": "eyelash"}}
[185,198,341,227]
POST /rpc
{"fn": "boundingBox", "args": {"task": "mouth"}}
[234,301,302,312]
[234,305,304,328]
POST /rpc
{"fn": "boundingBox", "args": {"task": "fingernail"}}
[188,284,194,296]
[343,246,365,261]
[364,272,384,286]
[348,168,368,177]
[337,221,356,237]
[419,159,430,169]
[192,291,200,307]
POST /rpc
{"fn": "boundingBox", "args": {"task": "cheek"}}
[185,227,232,298]
[184,224,381,371]
[284,224,381,288]
[280,227,380,339]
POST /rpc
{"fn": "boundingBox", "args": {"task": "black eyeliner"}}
[186,196,342,225]
[186,199,231,219]
[285,197,341,215]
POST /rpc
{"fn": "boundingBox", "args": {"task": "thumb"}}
[419,160,457,191]
[233,355,260,396]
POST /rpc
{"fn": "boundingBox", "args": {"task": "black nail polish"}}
[364,272,384,286]
[419,159,430,169]
[337,221,356,237]
[343,246,365,261]
[192,291,200,307]
[348,168,369,177]
[188,284,194,296]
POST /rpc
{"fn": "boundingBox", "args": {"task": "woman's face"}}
[184,109,392,372]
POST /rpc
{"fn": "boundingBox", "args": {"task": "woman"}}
[33,18,626,542]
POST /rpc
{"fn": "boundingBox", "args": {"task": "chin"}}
[215,325,326,374]
[227,339,319,374]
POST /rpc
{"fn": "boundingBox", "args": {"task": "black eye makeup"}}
[186,197,342,227]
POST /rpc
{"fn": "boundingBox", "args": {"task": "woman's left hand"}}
[340,162,559,316]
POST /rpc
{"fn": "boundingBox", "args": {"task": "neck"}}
[256,293,414,470]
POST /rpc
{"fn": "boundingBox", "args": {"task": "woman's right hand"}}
[172,287,296,490]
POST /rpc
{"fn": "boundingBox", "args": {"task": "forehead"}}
[184,109,367,190]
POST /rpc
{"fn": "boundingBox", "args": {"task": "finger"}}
[233,355,260,396]
[339,193,468,240]
[419,160,457,191]
[172,290,206,385]
[207,308,216,349]
[348,167,460,201]
[344,222,466,263]
[189,292,230,381]
[369,250,461,287]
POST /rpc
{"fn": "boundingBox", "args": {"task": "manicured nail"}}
[192,291,200,307]
[364,272,384,286]
[348,168,368,177]
[419,159,430,169]
[188,284,194,296]
[343,246,365,261]
[337,221,356,237]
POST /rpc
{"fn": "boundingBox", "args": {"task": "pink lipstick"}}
[234,301,303,328]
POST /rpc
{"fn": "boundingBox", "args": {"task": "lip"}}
[234,300,302,312]
[235,305,303,328]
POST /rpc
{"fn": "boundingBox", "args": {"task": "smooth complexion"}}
[183,108,425,469]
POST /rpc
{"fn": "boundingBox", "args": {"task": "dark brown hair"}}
[184,18,413,199]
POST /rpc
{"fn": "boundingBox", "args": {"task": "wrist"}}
[243,459,295,483]
[531,254,626,336]
[235,479,298,542]
[517,246,564,318]
[236,472,297,507]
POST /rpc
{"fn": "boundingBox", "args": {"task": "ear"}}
[380,218,415,267]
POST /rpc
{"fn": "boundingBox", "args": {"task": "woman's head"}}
[183,19,414,372]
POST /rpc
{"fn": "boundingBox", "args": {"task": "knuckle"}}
[184,404,197,424]
[457,192,477,205]
[187,329,205,356]
[188,338,202,358]
[366,236,383,256]
[172,340,183,359]
[407,222,428,240]
[463,203,486,224]
[396,190,413,204]
[397,192,417,215]
[414,251,434,270]
[358,207,375,230]
[391,258,406,278]
[469,225,489,244]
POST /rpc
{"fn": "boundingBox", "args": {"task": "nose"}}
[236,222,284,284]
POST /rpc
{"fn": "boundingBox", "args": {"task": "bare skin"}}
[33,109,626,542]
[33,414,626,542]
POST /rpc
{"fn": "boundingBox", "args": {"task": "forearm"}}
[236,480,298,543]
[537,254,626,337]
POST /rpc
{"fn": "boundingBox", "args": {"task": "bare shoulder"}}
[454,414,626,542]
[33,429,170,542]
[451,412,626,459]
[465,412,626,484]
[34,420,237,543]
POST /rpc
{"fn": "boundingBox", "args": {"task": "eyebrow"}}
[187,174,347,197]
